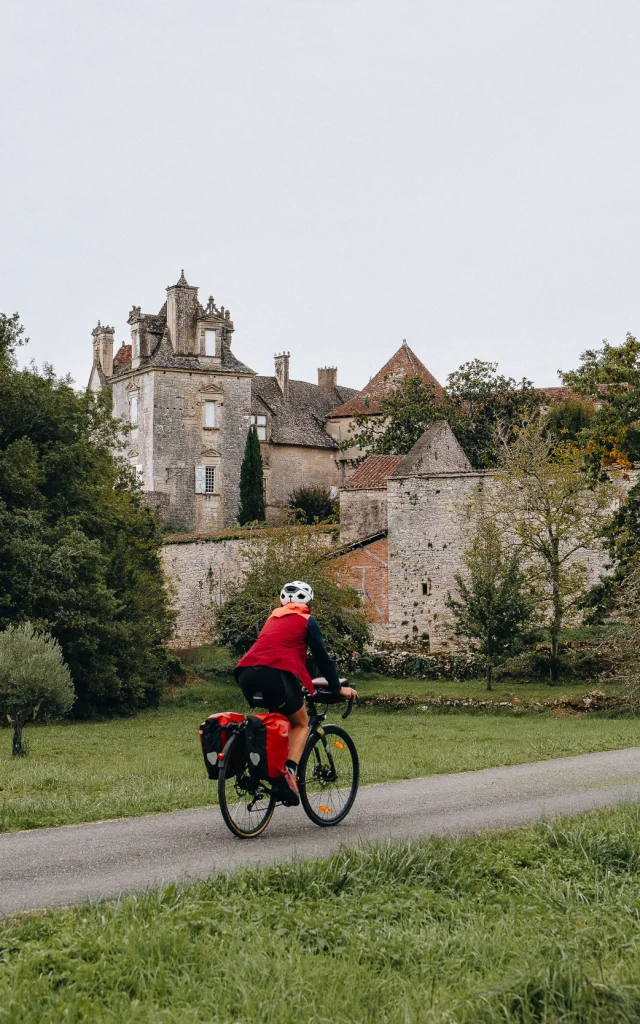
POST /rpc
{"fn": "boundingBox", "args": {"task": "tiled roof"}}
[537,386,572,404]
[252,377,359,449]
[344,455,404,489]
[113,344,132,369]
[329,342,444,417]
[111,333,255,377]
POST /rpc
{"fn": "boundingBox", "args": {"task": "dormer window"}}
[130,393,138,426]
[205,329,217,356]
[204,401,216,429]
[131,330,138,360]
[250,414,267,441]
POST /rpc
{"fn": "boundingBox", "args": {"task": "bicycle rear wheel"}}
[299,724,359,826]
[218,734,276,838]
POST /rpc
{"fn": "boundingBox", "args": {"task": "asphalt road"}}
[2,746,640,918]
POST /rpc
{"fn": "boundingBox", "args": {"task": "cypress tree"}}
[238,425,265,524]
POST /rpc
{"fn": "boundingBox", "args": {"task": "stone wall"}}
[161,536,249,647]
[162,527,337,647]
[339,488,388,543]
[386,470,633,650]
[261,443,341,524]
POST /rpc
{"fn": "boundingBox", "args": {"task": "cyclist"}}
[234,580,357,807]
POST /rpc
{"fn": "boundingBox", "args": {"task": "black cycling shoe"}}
[278,767,300,807]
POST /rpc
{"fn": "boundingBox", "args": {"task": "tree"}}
[238,426,265,524]
[493,420,615,681]
[0,314,181,716]
[543,396,595,444]
[344,361,537,469]
[0,623,74,756]
[445,360,538,469]
[345,375,441,457]
[0,312,27,369]
[562,333,640,474]
[288,486,337,524]
[214,528,370,668]
[446,501,535,689]
[582,476,640,620]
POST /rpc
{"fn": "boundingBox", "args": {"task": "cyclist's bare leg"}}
[287,705,309,765]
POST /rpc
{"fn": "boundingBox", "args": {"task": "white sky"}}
[2,0,639,392]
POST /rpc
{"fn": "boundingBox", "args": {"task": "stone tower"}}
[89,272,256,532]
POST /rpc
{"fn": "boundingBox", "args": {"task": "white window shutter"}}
[195,465,206,493]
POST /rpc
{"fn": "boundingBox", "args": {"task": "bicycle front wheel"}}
[218,734,276,839]
[299,724,359,826]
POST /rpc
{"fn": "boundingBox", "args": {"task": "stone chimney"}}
[274,352,290,398]
[166,270,200,355]
[318,366,337,389]
[92,322,115,377]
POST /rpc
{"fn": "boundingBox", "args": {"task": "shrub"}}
[287,486,337,525]
[238,426,265,525]
[0,623,74,756]
[214,529,370,670]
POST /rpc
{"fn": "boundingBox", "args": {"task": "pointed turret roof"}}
[329,341,444,417]
[391,420,472,477]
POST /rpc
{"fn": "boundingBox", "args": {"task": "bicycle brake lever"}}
[342,695,358,720]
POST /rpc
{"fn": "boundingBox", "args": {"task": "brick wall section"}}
[333,537,389,622]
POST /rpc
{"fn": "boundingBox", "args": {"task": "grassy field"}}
[2,805,640,1022]
[1,677,638,833]
[352,673,619,701]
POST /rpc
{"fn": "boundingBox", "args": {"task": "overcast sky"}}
[2,1,639,393]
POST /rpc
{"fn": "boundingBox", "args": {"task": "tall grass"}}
[2,806,640,1021]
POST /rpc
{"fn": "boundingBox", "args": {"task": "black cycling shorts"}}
[235,666,306,716]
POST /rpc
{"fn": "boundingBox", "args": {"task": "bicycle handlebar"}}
[342,695,359,720]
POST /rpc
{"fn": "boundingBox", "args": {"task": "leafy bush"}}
[0,623,74,756]
[287,486,337,525]
[214,529,370,669]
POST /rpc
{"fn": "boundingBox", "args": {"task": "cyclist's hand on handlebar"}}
[339,685,358,701]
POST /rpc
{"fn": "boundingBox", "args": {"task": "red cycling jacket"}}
[235,603,340,695]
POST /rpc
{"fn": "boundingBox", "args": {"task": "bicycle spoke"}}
[300,725,359,826]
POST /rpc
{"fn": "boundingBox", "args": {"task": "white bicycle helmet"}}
[280,580,314,606]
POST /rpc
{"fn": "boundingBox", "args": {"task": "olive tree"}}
[0,623,74,756]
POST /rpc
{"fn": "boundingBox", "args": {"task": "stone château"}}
[89,271,438,531]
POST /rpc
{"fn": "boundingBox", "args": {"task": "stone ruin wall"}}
[339,488,388,543]
[162,529,337,648]
[385,470,633,651]
[161,537,249,648]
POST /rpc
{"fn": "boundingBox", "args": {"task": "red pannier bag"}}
[199,712,245,780]
[245,712,290,780]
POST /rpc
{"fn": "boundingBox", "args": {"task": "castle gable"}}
[391,421,473,477]
[329,341,444,418]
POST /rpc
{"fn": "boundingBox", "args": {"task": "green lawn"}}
[1,678,638,833]
[354,673,618,701]
[2,805,640,1022]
